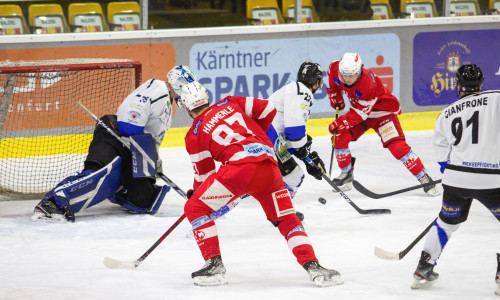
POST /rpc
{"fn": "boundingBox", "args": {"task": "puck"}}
[295,211,304,221]
[318,197,327,204]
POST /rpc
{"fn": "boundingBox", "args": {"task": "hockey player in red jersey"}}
[326,52,438,196]
[179,81,343,288]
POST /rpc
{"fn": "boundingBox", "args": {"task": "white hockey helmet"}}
[167,65,197,95]
[179,81,209,111]
[339,52,362,76]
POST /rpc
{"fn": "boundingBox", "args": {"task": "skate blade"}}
[313,275,344,287]
[495,284,500,296]
[411,278,435,289]
[31,211,67,222]
[193,274,228,287]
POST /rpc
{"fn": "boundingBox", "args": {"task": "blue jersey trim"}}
[266,125,278,145]
[118,121,144,136]
[284,125,306,141]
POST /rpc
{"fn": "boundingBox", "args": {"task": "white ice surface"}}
[1,130,499,300]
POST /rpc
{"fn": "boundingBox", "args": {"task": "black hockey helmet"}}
[297,62,324,93]
[456,64,484,94]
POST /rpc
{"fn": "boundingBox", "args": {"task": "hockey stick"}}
[328,106,339,177]
[103,213,186,269]
[305,156,391,215]
[353,179,442,199]
[374,217,437,260]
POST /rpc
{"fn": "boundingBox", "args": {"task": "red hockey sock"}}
[279,215,317,266]
[192,218,220,261]
[387,141,425,177]
[334,148,352,171]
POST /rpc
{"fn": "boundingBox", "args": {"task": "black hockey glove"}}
[293,135,313,160]
[304,151,325,180]
[186,189,194,200]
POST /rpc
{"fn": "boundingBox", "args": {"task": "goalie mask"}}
[179,81,209,112]
[167,65,197,98]
[339,52,362,76]
[455,64,484,96]
[297,62,324,94]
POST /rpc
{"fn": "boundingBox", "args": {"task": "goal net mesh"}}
[0,59,141,198]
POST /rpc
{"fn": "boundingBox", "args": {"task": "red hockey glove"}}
[328,115,352,134]
[326,88,345,110]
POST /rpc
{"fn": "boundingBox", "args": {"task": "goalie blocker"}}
[33,115,170,222]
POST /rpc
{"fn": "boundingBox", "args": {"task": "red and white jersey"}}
[185,96,277,190]
[327,60,401,126]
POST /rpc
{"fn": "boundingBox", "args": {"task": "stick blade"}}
[374,247,400,260]
[367,209,391,215]
[103,257,138,269]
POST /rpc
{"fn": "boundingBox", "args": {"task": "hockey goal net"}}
[0,58,141,199]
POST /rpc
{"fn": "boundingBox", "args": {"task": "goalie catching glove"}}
[303,151,325,180]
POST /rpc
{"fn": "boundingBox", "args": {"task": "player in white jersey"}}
[32,66,196,222]
[411,64,500,292]
[266,62,326,201]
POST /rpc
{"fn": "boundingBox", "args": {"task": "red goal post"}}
[0,59,141,198]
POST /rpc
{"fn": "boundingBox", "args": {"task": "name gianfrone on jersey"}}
[444,96,488,118]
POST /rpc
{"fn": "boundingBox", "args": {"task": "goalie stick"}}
[304,157,391,215]
[374,217,437,260]
[353,179,442,199]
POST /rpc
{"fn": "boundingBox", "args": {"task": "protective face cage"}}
[167,65,197,105]
[455,64,484,93]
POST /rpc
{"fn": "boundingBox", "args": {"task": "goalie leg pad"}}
[130,133,158,179]
[116,184,170,214]
[49,156,122,216]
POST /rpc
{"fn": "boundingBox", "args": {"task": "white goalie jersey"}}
[434,90,500,189]
[116,79,173,147]
[266,81,314,151]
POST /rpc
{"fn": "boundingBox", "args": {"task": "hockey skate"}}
[495,253,500,296]
[418,174,440,197]
[495,270,500,296]
[411,251,439,289]
[32,198,67,222]
[303,261,343,287]
[332,158,355,191]
[192,255,228,287]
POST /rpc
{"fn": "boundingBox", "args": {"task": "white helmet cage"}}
[179,81,210,111]
[167,65,197,97]
[339,52,362,76]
